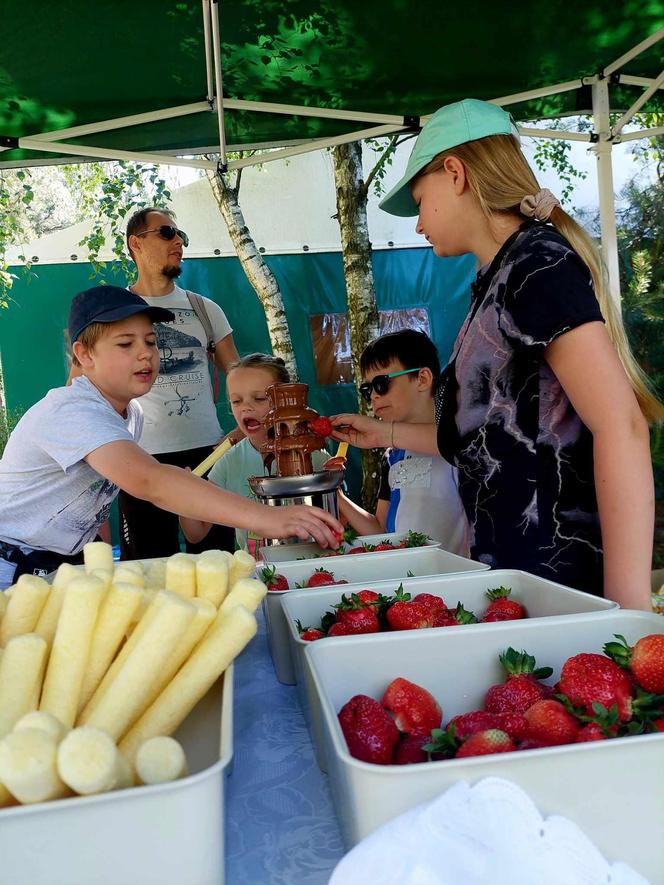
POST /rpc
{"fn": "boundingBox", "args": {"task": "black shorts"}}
[117,445,235,560]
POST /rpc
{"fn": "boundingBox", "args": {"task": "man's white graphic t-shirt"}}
[0,376,143,555]
[137,286,232,454]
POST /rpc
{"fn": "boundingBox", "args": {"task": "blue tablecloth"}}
[226,611,345,884]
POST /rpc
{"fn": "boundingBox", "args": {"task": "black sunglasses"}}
[135,225,189,248]
[359,367,422,403]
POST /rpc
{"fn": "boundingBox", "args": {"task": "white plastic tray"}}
[281,570,616,770]
[260,531,440,564]
[263,546,489,685]
[0,667,234,885]
[306,611,664,883]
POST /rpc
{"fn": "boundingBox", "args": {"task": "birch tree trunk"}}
[206,169,298,380]
[332,142,382,509]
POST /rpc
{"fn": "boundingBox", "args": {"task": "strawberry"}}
[483,586,526,621]
[372,542,395,552]
[484,648,554,714]
[455,729,515,758]
[447,710,501,739]
[393,734,430,765]
[306,567,337,588]
[386,600,434,631]
[335,606,380,635]
[482,610,518,623]
[412,593,447,621]
[522,699,580,746]
[347,544,375,554]
[327,622,351,636]
[576,722,609,742]
[496,712,529,742]
[354,589,381,606]
[604,633,664,694]
[558,652,633,722]
[308,416,333,438]
[338,695,400,764]
[300,627,324,641]
[381,677,442,736]
[260,565,289,592]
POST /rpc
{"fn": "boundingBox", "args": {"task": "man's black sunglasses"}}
[359,367,422,403]
[135,225,189,248]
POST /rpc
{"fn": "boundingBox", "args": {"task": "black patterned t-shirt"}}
[436,221,605,595]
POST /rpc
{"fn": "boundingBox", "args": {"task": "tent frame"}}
[3,7,664,299]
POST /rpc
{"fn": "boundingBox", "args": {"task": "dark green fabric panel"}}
[3,1,664,164]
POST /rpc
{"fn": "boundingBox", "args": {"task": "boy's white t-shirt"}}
[136,285,232,455]
[0,376,143,555]
[379,449,470,556]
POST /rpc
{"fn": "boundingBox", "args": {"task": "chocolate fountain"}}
[248,383,344,548]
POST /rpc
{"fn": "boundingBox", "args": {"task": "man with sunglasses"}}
[118,206,240,559]
[336,329,469,555]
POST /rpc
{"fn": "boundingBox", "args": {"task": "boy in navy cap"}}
[0,286,340,588]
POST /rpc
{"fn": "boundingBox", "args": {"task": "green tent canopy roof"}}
[2,1,664,167]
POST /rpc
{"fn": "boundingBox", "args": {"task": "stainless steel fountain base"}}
[248,469,344,548]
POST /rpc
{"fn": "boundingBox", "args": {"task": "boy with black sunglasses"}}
[337,329,469,554]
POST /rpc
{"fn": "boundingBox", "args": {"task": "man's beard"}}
[162,265,182,280]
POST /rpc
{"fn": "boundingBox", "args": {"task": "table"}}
[226,610,346,884]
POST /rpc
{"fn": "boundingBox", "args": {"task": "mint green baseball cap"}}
[379,98,520,217]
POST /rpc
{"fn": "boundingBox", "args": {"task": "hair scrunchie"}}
[519,188,561,221]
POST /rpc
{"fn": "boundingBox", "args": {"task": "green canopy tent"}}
[2,1,664,297]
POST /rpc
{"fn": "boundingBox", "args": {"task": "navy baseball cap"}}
[68,285,175,343]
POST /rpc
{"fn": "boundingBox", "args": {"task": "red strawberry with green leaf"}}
[260,565,289,592]
[558,652,634,722]
[347,543,375,554]
[483,586,526,621]
[412,593,447,621]
[386,600,434,631]
[372,542,395,552]
[455,729,515,758]
[393,734,430,765]
[496,712,529,742]
[308,416,333,438]
[604,633,664,694]
[484,648,554,714]
[399,530,430,548]
[381,677,442,736]
[306,567,337,588]
[338,695,400,764]
[335,600,380,635]
[327,622,351,637]
[294,620,325,642]
[447,710,501,739]
[522,699,580,746]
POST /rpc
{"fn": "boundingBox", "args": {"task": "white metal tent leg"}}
[591,78,621,305]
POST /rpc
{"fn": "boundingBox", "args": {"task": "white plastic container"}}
[282,570,616,769]
[260,531,440,564]
[0,668,234,885]
[263,546,489,685]
[306,611,664,883]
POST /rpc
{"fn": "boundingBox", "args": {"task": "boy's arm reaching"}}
[85,440,342,547]
[337,490,388,536]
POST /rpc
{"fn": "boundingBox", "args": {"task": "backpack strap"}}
[185,290,221,402]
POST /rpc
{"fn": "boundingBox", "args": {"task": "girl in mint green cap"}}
[333,98,662,610]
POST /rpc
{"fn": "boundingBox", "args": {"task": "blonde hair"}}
[71,322,110,368]
[226,352,290,386]
[421,134,664,424]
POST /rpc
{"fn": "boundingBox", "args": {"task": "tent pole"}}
[518,127,592,142]
[591,78,621,305]
[201,0,215,103]
[209,0,228,169]
[604,27,664,77]
[490,79,591,106]
[616,125,664,142]
[612,68,664,136]
[16,137,216,170]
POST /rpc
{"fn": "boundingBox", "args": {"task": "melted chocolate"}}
[260,383,325,477]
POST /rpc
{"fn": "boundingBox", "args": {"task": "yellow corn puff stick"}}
[229,549,256,588]
[77,582,144,713]
[0,634,48,737]
[84,591,196,740]
[117,560,144,576]
[83,541,114,573]
[79,591,169,723]
[52,563,82,590]
[90,568,113,592]
[136,736,188,785]
[39,576,104,728]
[192,437,232,477]
[112,566,144,588]
[57,727,126,795]
[13,710,68,743]
[34,584,64,648]
[218,577,267,616]
[195,552,230,607]
[0,728,69,804]
[0,574,50,646]
[0,782,14,807]
[119,605,256,761]
[336,441,349,459]
[165,553,197,599]
[142,598,216,711]
[0,591,8,620]
[145,558,167,590]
